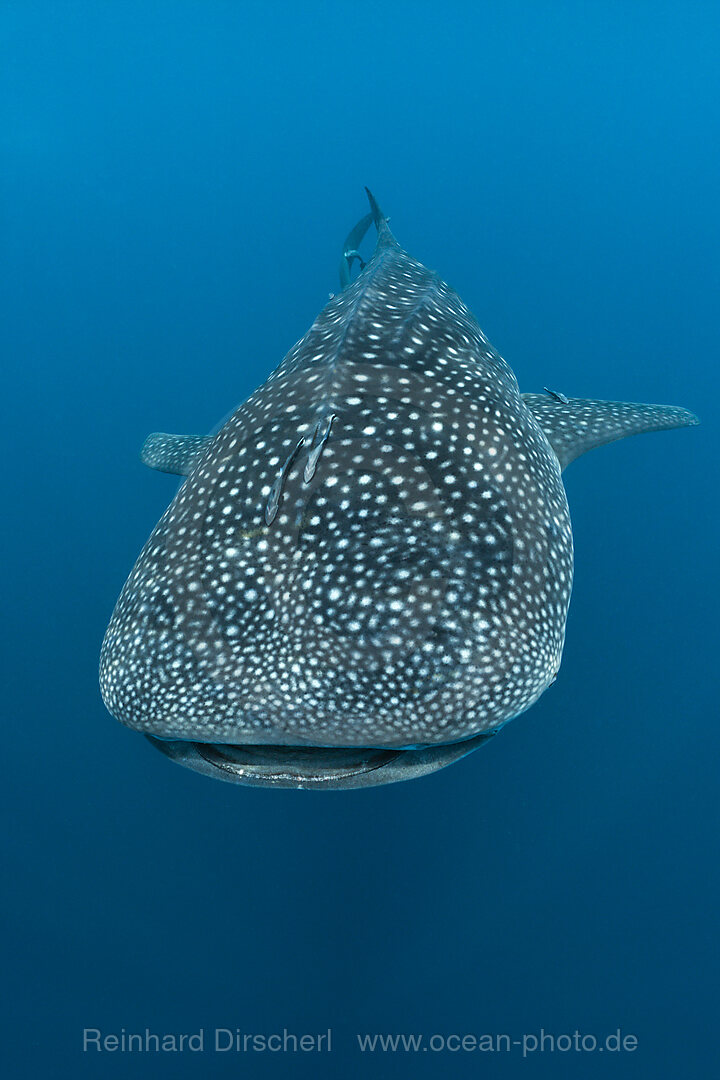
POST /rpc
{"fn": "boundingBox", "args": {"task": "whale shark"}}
[99,191,698,789]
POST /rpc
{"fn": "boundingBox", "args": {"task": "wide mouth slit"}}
[145,731,496,790]
[196,742,402,782]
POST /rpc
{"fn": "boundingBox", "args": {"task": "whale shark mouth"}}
[145,732,496,790]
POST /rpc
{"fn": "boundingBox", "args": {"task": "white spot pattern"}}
[100,224,574,749]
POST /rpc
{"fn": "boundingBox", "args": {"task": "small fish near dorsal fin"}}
[522,393,699,471]
[338,188,398,288]
[141,432,213,476]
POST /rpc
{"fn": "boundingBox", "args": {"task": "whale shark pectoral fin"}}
[522,394,699,470]
[140,433,214,475]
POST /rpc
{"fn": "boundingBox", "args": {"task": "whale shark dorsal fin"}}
[364,187,399,249]
[141,432,213,475]
[522,394,699,470]
[339,189,399,288]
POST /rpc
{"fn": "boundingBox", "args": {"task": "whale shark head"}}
[100,191,697,789]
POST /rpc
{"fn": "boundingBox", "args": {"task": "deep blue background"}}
[2,2,718,1077]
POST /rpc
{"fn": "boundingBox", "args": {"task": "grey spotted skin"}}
[99,191,698,789]
[521,395,697,470]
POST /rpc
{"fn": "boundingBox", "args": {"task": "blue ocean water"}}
[2,2,718,1077]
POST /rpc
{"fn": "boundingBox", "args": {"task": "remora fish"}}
[99,191,698,789]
